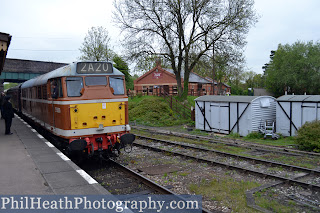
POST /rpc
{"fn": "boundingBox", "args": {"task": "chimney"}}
[155,58,161,67]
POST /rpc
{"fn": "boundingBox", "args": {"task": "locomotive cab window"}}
[109,76,125,95]
[51,78,63,98]
[66,77,83,97]
[85,76,107,86]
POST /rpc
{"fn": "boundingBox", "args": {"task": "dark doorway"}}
[163,85,169,94]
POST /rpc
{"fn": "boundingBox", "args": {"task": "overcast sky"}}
[1,0,320,75]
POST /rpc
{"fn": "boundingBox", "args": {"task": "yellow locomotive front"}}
[49,62,134,159]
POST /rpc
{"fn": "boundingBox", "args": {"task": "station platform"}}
[0,115,109,195]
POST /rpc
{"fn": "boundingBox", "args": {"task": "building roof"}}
[277,95,320,102]
[205,76,230,87]
[195,95,275,103]
[166,69,211,84]
[3,58,68,74]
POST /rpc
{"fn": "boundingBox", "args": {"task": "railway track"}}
[132,126,320,157]
[84,159,214,213]
[18,115,214,212]
[134,135,320,192]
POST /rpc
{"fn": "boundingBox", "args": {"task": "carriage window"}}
[85,76,107,86]
[42,85,47,99]
[109,77,125,95]
[51,78,63,98]
[37,86,42,99]
[66,77,83,97]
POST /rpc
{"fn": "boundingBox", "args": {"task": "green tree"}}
[4,83,18,90]
[114,0,257,99]
[265,41,320,97]
[113,55,134,90]
[193,47,245,95]
[79,26,114,61]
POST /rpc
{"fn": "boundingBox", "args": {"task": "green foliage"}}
[114,0,257,98]
[228,132,241,138]
[129,96,191,126]
[186,96,197,106]
[79,26,114,61]
[113,55,134,90]
[189,177,260,213]
[265,41,320,97]
[230,84,248,95]
[4,83,19,90]
[295,121,320,152]
[244,132,264,140]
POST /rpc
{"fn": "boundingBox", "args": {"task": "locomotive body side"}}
[10,61,134,158]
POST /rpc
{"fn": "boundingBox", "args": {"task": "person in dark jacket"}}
[3,96,14,135]
[0,92,5,119]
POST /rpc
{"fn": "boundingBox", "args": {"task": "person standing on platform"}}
[0,92,5,119]
[3,96,14,135]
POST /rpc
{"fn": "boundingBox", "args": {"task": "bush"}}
[244,131,264,140]
[295,121,320,152]
[129,96,191,126]
[228,132,241,138]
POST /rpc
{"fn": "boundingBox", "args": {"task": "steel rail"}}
[110,159,214,213]
[132,126,320,157]
[133,139,320,191]
[136,135,320,176]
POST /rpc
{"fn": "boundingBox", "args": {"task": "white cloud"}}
[245,0,320,73]
[2,0,320,74]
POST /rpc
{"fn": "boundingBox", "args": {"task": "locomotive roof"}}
[21,61,124,89]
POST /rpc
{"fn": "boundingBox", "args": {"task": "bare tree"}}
[113,0,257,98]
[79,26,113,61]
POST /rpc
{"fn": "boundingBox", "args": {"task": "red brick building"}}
[134,64,231,96]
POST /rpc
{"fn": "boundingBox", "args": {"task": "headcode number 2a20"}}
[80,63,110,73]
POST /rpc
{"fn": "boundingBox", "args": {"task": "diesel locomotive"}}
[7,61,135,159]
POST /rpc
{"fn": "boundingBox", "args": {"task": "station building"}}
[134,63,231,96]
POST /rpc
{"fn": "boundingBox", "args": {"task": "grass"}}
[253,189,315,213]
[226,132,297,147]
[133,129,320,169]
[255,197,296,213]
[189,176,261,213]
[129,96,193,126]
[260,154,319,169]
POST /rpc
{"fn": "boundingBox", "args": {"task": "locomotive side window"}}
[85,76,107,86]
[51,78,63,98]
[109,77,125,95]
[66,77,83,97]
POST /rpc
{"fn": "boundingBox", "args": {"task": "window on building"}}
[149,86,153,93]
[173,86,178,94]
[142,86,147,93]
